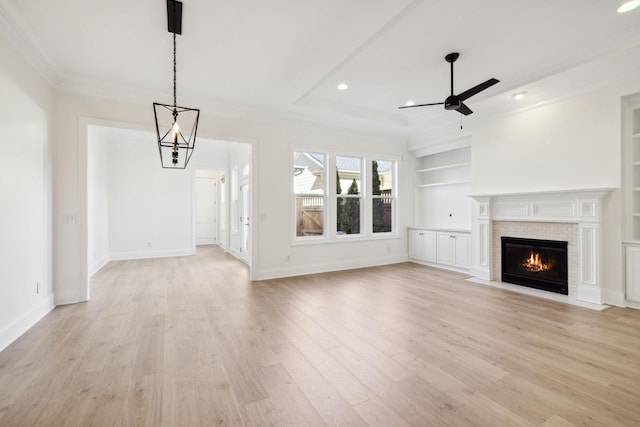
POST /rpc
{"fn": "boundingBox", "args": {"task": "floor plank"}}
[1,246,640,426]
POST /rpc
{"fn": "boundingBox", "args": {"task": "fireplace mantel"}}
[468,188,613,306]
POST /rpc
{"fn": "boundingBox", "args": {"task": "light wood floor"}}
[2,246,640,426]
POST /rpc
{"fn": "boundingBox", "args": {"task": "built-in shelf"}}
[623,94,640,241]
[415,147,471,188]
[417,180,472,188]
[416,162,471,174]
[414,145,472,230]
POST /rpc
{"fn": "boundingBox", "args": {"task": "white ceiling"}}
[3,0,640,146]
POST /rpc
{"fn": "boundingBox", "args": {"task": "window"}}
[372,159,395,233]
[294,151,326,238]
[336,156,362,236]
[292,150,398,242]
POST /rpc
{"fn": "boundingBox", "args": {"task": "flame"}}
[523,251,550,272]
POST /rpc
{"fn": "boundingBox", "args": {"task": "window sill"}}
[291,232,400,246]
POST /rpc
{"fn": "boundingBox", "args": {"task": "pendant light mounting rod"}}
[167,0,182,35]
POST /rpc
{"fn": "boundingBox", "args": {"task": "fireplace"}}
[501,237,568,295]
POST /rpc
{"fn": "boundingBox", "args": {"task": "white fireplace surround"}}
[469,189,613,307]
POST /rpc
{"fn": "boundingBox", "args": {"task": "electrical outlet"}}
[63,213,77,224]
[36,281,40,294]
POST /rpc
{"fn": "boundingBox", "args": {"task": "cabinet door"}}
[408,230,423,259]
[423,231,437,262]
[626,246,640,303]
[452,233,470,268]
[436,233,452,265]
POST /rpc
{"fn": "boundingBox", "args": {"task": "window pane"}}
[294,152,325,237]
[337,197,360,235]
[373,159,394,234]
[336,156,362,236]
[336,156,361,196]
[372,160,393,197]
[373,198,393,233]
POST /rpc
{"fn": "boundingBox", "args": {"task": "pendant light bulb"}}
[172,121,180,135]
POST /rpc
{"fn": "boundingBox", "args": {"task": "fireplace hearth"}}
[501,237,568,295]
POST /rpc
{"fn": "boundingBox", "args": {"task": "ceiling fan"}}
[399,52,499,115]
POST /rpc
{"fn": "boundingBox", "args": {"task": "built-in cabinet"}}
[408,229,436,262]
[625,243,640,304]
[408,228,470,272]
[435,232,470,269]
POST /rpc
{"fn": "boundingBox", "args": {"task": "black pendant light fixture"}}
[153,0,199,169]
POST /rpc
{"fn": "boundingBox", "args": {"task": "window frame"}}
[370,158,397,235]
[291,147,399,245]
[292,150,328,243]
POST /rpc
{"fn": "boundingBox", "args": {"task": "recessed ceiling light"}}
[337,83,348,91]
[618,0,640,12]
[405,101,415,107]
[511,91,528,100]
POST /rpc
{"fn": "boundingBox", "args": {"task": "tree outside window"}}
[336,156,362,236]
[372,160,394,233]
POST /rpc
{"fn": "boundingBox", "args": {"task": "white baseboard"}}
[625,299,640,310]
[0,294,55,352]
[254,254,409,281]
[409,259,471,275]
[109,248,193,261]
[602,289,626,307]
[54,288,86,305]
[89,255,109,277]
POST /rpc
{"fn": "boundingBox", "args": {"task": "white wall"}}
[472,90,620,195]
[85,126,234,274]
[87,127,110,274]
[471,84,640,305]
[0,34,54,350]
[108,138,193,259]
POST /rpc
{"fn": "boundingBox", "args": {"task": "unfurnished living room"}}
[2,1,640,426]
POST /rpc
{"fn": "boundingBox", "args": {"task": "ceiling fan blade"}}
[398,102,445,109]
[456,102,473,115]
[457,78,500,101]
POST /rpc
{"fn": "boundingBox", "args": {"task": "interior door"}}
[195,176,218,245]
[240,183,250,262]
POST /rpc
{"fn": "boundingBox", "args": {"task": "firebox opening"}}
[501,237,568,295]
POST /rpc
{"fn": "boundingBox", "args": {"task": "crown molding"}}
[0,0,59,87]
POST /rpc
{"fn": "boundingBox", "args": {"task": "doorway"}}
[194,171,219,246]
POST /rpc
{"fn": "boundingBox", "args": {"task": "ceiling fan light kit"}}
[153,0,200,169]
[399,52,499,116]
